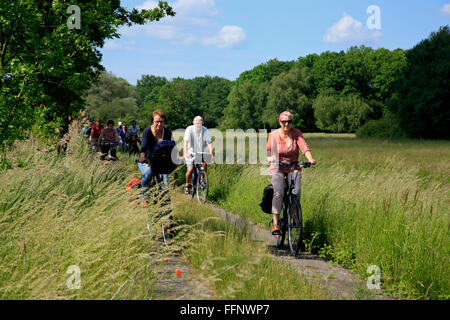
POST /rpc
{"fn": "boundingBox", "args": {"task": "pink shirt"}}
[266,128,310,174]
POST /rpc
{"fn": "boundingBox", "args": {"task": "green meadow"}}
[204,134,450,299]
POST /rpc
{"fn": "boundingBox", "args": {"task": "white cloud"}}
[202,26,246,48]
[323,13,382,45]
[441,4,450,16]
[120,0,245,49]
[104,40,136,51]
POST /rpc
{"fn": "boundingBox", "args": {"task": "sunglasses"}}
[280,120,292,124]
[153,120,164,123]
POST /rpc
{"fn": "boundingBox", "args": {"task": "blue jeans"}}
[137,163,169,195]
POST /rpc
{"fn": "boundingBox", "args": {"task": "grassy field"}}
[1,126,448,300]
[204,134,450,300]
[171,196,330,300]
[0,124,175,299]
[0,124,331,300]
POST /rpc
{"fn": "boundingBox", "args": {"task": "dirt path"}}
[204,203,395,300]
[151,254,216,300]
[147,186,394,300]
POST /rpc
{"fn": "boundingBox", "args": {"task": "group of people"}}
[137,110,214,197]
[83,119,142,160]
[83,108,317,236]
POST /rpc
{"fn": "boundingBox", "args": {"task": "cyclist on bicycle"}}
[266,111,317,235]
[183,116,214,195]
[127,120,141,154]
[89,118,104,152]
[99,120,121,160]
[138,109,174,194]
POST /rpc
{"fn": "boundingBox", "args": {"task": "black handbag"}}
[259,184,274,214]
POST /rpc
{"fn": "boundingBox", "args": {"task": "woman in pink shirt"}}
[266,111,317,235]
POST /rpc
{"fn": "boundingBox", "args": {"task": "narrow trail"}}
[144,185,394,300]
[203,203,395,300]
[151,255,216,300]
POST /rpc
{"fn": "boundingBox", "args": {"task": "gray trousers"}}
[269,170,302,215]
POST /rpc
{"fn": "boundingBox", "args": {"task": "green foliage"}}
[135,74,168,108]
[234,58,295,86]
[154,78,195,129]
[84,71,138,124]
[313,95,372,133]
[390,26,450,139]
[186,76,232,128]
[0,0,174,145]
[356,113,406,138]
[264,67,315,131]
[220,81,266,129]
[204,135,450,299]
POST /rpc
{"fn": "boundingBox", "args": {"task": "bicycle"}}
[274,161,312,255]
[186,151,210,203]
[99,141,119,161]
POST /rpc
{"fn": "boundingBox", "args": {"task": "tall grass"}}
[171,196,330,300]
[205,135,450,299]
[0,123,175,299]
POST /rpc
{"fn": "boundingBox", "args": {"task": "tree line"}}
[84,26,449,140]
[0,0,448,145]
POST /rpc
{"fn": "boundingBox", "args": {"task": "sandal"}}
[271,226,281,235]
[184,185,192,195]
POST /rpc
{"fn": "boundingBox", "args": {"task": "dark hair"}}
[131,120,136,124]
[151,109,166,123]
[107,120,114,126]
[96,118,102,123]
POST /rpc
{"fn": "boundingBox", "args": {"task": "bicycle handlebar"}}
[274,161,312,168]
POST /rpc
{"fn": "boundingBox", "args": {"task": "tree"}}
[234,58,295,86]
[390,26,450,139]
[0,0,174,145]
[192,76,231,128]
[220,81,260,129]
[155,79,195,129]
[84,71,138,124]
[313,95,372,133]
[135,74,168,108]
[264,67,315,131]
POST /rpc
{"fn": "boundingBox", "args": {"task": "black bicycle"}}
[187,151,209,203]
[275,161,312,255]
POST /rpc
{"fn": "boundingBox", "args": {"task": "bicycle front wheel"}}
[196,170,208,203]
[288,198,303,255]
[276,205,287,248]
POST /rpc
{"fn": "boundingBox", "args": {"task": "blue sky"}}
[100,0,450,85]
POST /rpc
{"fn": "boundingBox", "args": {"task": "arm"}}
[139,128,148,163]
[266,131,274,163]
[98,129,104,142]
[296,130,316,165]
[207,142,214,157]
[184,139,190,158]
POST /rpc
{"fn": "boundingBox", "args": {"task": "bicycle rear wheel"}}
[196,170,208,203]
[288,198,304,255]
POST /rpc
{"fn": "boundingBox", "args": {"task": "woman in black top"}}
[138,109,174,192]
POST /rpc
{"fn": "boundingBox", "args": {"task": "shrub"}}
[313,95,372,133]
[356,114,406,138]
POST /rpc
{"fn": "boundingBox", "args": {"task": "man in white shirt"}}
[184,116,214,194]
